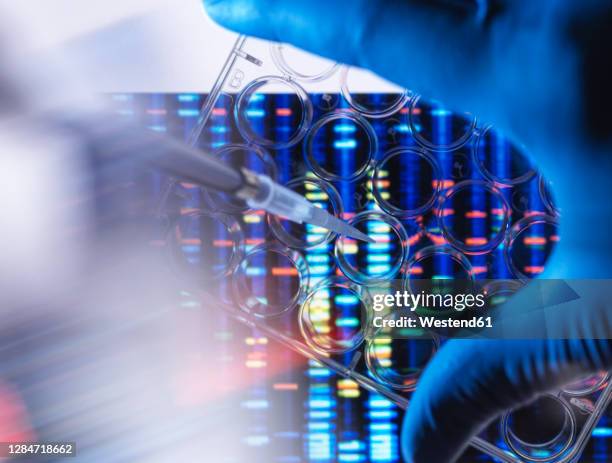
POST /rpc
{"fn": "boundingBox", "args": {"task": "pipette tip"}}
[344,228,376,243]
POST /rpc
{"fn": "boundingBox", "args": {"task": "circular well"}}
[505,214,560,280]
[299,277,371,354]
[502,394,576,462]
[270,43,339,82]
[404,245,475,315]
[268,176,343,249]
[373,147,441,218]
[409,95,476,151]
[335,211,409,284]
[438,180,511,255]
[539,175,561,217]
[406,245,474,281]
[365,314,439,391]
[232,243,309,318]
[480,279,525,310]
[304,111,378,182]
[562,372,609,396]
[474,125,536,186]
[235,75,313,149]
[340,66,410,118]
[168,210,243,283]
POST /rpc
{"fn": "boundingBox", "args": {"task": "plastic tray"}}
[156,35,610,462]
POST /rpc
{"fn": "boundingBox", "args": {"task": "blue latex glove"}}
[203,1,612,461]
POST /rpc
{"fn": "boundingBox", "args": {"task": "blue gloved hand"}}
[202,1,612,461]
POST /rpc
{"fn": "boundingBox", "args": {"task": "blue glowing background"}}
[107,93,611,463]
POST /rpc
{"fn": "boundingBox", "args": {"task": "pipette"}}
[239,171,374,242]
[76,116,374,243]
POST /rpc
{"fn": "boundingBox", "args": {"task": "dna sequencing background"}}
[107,92,612,463]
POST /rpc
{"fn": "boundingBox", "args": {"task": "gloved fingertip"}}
[201,0,278,42]
[201,0,233,24]
[400,399,434,463]
[400,422,416,463]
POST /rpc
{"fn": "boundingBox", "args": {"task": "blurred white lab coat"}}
[0,3,252,461]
